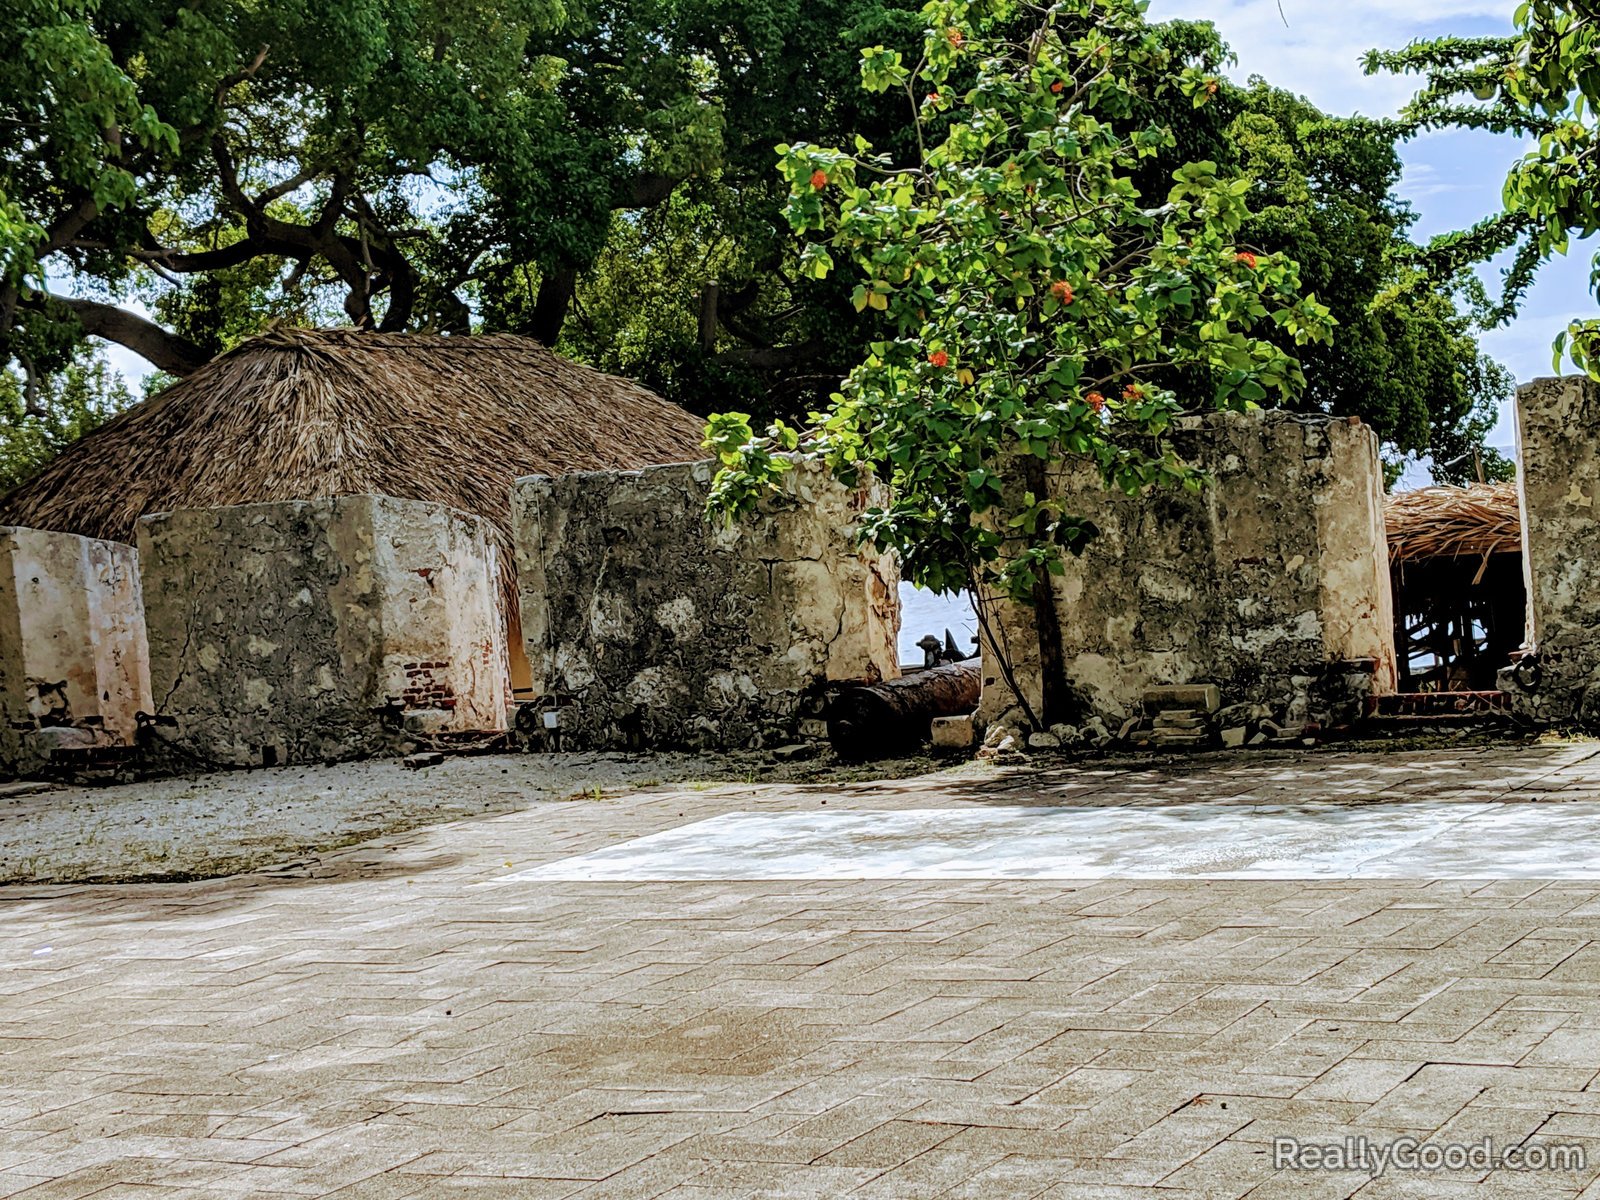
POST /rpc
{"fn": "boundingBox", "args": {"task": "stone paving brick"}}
[4,746,1600,1196]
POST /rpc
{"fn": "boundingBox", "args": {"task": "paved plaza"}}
[9,744,1600,1197]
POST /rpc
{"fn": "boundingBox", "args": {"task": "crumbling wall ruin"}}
[980,410,1396,739]
[0,527,152,777]
[139,495,509,768]
[513,458,899,750]
[1502,375,1600,723]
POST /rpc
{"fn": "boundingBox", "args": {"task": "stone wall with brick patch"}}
[1502,375,1600,723]
[138,495,509,768]
[979,410,1396,736]
[512,458,899,750]
[0,527,152,777]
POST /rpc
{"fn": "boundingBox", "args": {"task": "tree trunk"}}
[527,265,578,346]
[698,280,719,353]
[1021,456,1069,728]
[827,661,981,760]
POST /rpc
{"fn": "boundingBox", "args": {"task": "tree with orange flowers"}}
[705,0,1332,728]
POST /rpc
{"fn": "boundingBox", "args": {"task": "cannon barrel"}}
[827,660,981,760]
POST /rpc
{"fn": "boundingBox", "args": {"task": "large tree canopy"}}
[1,0,772,375]
[563,14,1512,480]
[495,0,926,413]
[3,0,1510,490]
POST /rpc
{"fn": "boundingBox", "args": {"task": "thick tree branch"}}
[132,237,298,272]
[35,294,211,376]
[212,45,270,110]
[211,135,379,324]
[40,197,103,257]
[257,165,317,206]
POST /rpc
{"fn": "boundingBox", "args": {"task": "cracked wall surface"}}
[139,495,509,769]
[513,458,900,750]
[0,527,152,777]
[980,410,1395,731]
[1507,376,1600,722]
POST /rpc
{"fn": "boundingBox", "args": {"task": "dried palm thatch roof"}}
[1385,482,1522,565]
[0,328,708,603]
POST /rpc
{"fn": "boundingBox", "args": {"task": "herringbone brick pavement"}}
[5,746,1600,1197]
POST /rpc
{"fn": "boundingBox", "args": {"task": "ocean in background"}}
[897,584,978,665]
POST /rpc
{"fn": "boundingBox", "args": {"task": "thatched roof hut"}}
[1385,482,1521,565]
[0,328,708,600]
[1383,483,1525,691]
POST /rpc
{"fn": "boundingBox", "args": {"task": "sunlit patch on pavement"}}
[504,802,1600,882]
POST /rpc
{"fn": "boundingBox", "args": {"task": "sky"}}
[1146,0,1594,466]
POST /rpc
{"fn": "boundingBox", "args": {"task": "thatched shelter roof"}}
[0,328,708,601]
[1385,482,1522,565]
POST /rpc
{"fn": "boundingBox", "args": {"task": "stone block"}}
[1153,709,1206,730]
[512,458,899,751]
[0,527,151,778]
[979,411,1395,732]
[1143,684,1221,713]
[931,713,975,750]
[138,495,509,769]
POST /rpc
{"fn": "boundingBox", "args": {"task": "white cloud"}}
[1146,0,1511,118]
[1397,160,1473,200]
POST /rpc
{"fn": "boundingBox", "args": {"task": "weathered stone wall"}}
[979,410,1395,735]
[139,495,509,768]
[1503,375,1600,722]
[368,503,510,732]
[513,458,899,750]
[0,527,152,777]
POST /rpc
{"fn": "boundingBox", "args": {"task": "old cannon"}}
[827,659,981,760]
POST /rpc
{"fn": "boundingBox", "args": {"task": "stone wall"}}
[980,410,1396,735]
[0,527,152,777]
[139,495,509,768]
[1503,375,1600,722]
[513,458,899,750]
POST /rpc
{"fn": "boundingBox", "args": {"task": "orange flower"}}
[928,350,949,368]
[946,27,964,47]
[1085,391,1106,412]
[1050,280,1074,304]
[810,169,828,190]
[1050,80,1064,94]
[1236,251,1258,269]
[926,90,940,104]
[1122,383,1143,401]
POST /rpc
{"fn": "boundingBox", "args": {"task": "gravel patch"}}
[0,750,943,885]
